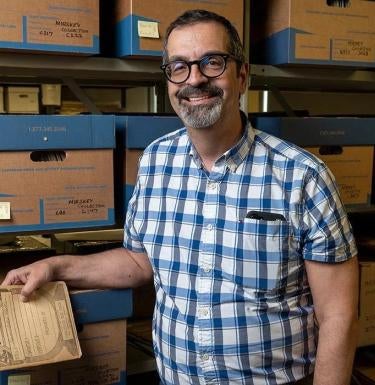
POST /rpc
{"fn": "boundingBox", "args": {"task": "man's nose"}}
[186,63,208,86]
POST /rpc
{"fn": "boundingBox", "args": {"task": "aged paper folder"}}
[0,281,81,371]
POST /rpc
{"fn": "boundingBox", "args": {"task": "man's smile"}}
[181,94,218,105]
[177,85,223,106]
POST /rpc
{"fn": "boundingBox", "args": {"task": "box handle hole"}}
[30,150,66,162]
[318,146,343,156]
[327,0,350,8]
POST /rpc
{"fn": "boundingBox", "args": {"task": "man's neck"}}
[187,111,244,172]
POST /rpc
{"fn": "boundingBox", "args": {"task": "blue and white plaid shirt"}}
[124,121,357,385]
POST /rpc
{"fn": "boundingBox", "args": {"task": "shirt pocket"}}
[237,217,292,292]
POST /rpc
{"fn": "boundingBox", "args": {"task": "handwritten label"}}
[0,202,10,220]
[137,20,159,38]
[8,375,31,385]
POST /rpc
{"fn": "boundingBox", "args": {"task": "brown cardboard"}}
[0,87,4,113]
[125,149,143,186]
[252,0,375,66]
[0,282,82,372]
[0,0,99,54]
[6,87,40,113]
[305,146,373,205]
[114,0,244,57]
[7,320,127,385]
[358,261,375,347]
[0,149,114,233]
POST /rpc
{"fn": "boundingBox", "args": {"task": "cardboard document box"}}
[112,0,244,57]
[251,0,375,67]
[6,87,40,114]
[0,115,115,233]
[0,0,99,55]
[358,261,375,347]
[305,145,373,206]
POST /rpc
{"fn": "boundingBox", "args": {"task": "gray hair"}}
[162,9,245,71]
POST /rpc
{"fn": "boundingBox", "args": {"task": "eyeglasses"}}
[160,53,239,84]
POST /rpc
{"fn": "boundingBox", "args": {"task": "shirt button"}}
[202,353,210,361]
[206,224,213,231]
[201,308,209,316]
[202,265,211,273]
[208,182,217,190]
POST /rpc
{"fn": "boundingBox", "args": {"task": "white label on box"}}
[137,20,159,38]
[0,202,10,220]
[332,39,375,63]
[8,375,31,385]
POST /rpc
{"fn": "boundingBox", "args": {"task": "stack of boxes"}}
[251,116,375,208]
[251,0,375,67]
[0,0,99,114]
[0,289,132,385]
[110,0,244,57]
[250,0,375,349]
[1,0,375,380]
[0,1,243,382]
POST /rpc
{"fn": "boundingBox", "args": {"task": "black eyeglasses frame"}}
[160,53,240,84]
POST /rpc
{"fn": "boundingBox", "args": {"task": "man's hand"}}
[1,259,55,302]
[1,248,153,303]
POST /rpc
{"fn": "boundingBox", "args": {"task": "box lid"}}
[251,116,375,146]
[70,288,133,324]
[115,114,183,149]
[0,115,115,150]
[7,87,40,94]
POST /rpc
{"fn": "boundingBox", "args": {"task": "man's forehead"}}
[166,22,228,55]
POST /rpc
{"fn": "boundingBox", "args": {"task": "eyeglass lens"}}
[165,54,227,83]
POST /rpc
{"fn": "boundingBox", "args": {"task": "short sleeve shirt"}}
[124,122,357,385]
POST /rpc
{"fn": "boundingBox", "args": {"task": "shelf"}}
[249,64,375,92]
[0,53,163,87]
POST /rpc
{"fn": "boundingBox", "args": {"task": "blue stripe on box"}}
[70,289,133,324]
[0,208,115,234]
[0,34,100,54]
[0,368,127,385]
[0,115,115,150]
[252,117,375,146]
[262,28,375,67]
[115,14,162,57]
[115,115,182,149]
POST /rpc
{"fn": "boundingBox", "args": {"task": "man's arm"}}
[1,247,153,302]
[305,256,359,385]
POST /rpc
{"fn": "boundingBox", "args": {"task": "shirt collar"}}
[188,113,254,173]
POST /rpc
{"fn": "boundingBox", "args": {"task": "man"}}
[2,9,358,385]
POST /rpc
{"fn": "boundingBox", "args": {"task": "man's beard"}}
[176,84,224,129]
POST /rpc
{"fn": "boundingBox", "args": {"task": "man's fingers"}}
[1,269,27,286]
[20,275,44,302]
[1,265,51,302]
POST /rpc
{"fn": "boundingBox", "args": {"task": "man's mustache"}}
[177,85,224,100]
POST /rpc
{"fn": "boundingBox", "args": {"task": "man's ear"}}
[239,62,249,95]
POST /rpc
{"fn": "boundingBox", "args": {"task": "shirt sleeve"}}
[302,163,357,263]
[123,176,147,253]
